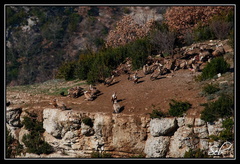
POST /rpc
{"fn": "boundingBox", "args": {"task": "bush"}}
[21,116,45,133]
[183,29,194,46]
[209,9,233,40]
[126,38,151,69]
[200,94,234,122]
[168,99,192,117]
[6,129,23,158]
[184,148,210,158]
[56,61,77,81]
[21,116,54,155]
[193,24,215,42]
[200,57,230,81]
[57,38,152,84]
[67,13,83,33]
[202,83,220,95]
[86,54,111,84]
[22,133,54,155]
[219,118,234,141]
[208,118,234,142]
[210,20,231,40]
[149,22,176,55]
[149,109,166,119]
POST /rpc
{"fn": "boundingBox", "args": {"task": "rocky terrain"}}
[6,104,234,158]
[6,6,235,159]
[6,39,234,158]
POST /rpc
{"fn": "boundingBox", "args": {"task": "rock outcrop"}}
[6,107,234,158]
[149,117,178,137]
[6,107,22,127]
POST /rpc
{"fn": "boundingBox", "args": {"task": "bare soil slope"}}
[70,69,206,116]
[7,69,207,119]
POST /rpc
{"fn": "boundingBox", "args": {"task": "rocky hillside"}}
[6,5,235,159]
[6,38,234,158]
[6,6,166,86]
[7,102,234,158]
[6,6,233,86]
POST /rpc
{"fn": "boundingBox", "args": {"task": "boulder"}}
[43,109,63,138]
[144,136,170,158]
[6,107,22,127]
[194,118,206,127]
[43,108,81,139]
[193,126,209,139]
[207,118,224,136]
[81,123,94,136]
[166,126,193,157]
[149,118,178,137]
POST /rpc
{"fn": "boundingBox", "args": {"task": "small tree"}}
[56,61,76,80]
[200,94,234,123]
[210,20,231,40]
[150,23,176,55]
[21,116,54,155]
[168,99,192,117]
[200,57,230,81]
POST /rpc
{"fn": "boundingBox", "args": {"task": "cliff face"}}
[42,108,149,157]
[6,107,234,158]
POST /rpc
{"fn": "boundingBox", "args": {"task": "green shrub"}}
[168,99,192,117]
[94,37,105,49]
[21,116,54,155]
[184,148,210,158]
[56,61,77,81]
[222,118,234,129]
[208,118,234,142]
[57,38,151,84]
[193,24,215,42]
[22,116,45,133]
[126,38,151,70]
[209,134,219,141]
[200,94,234,123]
[149,109,166,119]
[6,129,23,158]
[86,55,111,84]
[202,83,220,95]
[219,128,234,142]
[219,118,234,141]
[67,13,82,33]
[200,57,230,81]
[22,133,54,155]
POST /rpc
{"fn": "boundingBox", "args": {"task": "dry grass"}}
[7,79,87,96]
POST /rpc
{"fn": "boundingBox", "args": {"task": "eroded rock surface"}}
[7,108,234,158]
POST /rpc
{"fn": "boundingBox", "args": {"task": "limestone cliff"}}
[6,107,234,158]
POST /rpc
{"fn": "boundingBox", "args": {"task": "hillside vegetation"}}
[6,6,234,86]
[6,5,235,158]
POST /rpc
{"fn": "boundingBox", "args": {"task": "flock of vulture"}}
[50,41,226,113]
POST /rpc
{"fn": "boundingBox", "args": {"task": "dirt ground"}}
[68,69,206,117]
[7,68,208,120]
[7,39,235,120]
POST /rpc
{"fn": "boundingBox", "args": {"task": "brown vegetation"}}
[164,6,234,35]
